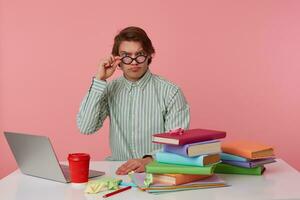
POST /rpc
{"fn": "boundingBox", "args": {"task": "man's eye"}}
[136,52,145,56]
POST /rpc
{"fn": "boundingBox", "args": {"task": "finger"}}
[109,55,114,63]
[134,165,145,173]
[117,160,134,172]
[116,170,125,175]
[103,56,113,67]
[114,56,122,60]
[126,161,140,170]
[124,163,141,174]
[116,165,127,174]
[103,60,111,68]
[116,166,133,175]
[109,55,115,65]
[112,59,121,69]
[116,165,127,175]
[119,162,137,173]
[116,163,138,175]
[116,168,125,175]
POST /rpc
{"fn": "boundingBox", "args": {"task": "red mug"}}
[68,153,90,183]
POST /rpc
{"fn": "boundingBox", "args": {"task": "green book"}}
[145,161,215,175]
[214,163,265,175]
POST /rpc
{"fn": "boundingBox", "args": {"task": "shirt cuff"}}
[90,78,107,93]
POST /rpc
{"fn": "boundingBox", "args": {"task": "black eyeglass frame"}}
[120,55,148,65]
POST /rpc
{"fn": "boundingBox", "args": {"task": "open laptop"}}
[4,131,105,183]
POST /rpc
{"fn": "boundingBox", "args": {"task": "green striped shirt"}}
[77,70,190,161]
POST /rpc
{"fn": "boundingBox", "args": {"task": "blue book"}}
[220,153,249,162]
[155,151,220,167]
[222,158,276,168]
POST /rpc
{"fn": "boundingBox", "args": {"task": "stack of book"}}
[137,128,228,193]
[215,140,276,175]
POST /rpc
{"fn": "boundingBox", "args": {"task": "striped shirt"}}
[77,70,190,161]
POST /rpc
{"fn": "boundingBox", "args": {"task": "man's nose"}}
[131,59,138,65]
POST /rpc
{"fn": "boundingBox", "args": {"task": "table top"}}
[1,159,300,200]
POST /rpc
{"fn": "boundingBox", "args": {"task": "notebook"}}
[163,140,221,157]
[156,151,220,167]
[152,174,211,185]
[152,128,226,145]
[146,161,215,175]
[215,163,266,175]
[221,140,274,159]
[129,173,228,193]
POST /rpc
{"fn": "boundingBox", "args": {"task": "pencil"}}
[102,186,132,198]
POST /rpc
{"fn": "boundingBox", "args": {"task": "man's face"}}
[118,41,150,82]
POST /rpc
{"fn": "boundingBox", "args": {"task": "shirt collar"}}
[122,69,152,91]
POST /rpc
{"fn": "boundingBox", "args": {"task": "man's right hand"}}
[95,55,121,81]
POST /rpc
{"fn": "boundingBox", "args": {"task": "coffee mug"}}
[68,153,90,184]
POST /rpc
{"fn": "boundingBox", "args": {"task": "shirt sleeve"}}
[141,88,190,159]
[76,78,109,134]
[164,87,190,131]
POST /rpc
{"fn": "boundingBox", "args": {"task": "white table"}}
[1,159,300,200]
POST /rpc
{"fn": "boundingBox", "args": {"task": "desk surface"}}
[1,159,300,200]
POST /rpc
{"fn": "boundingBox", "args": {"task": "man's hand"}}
[95,55,121,81]
[115,157,153,175]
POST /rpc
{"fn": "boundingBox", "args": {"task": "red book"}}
[152,128,226,145]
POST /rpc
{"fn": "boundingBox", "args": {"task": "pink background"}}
[1,0,300,179]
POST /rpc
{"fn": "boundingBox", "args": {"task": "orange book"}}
[152,174,211,185]
[221,140,274,160]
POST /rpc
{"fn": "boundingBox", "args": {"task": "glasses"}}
[120,55,147,65]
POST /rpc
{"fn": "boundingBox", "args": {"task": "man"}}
[77,26,190,175]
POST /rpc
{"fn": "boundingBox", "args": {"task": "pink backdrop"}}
[1,0,300,179]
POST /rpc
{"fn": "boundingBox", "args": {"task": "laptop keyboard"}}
[59,164,105,179]
[60,165,70,177]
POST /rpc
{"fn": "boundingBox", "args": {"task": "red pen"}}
[103,186,132,198]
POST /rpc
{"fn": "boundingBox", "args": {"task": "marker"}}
[102,186,132,198]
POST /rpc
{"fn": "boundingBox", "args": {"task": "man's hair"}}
[112,26,155,65]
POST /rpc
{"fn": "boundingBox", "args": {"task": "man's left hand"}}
[115,157,153,175]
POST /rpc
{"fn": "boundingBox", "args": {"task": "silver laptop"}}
[4,132,105,183]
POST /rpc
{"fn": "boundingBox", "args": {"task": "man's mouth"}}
[130,67,141,72]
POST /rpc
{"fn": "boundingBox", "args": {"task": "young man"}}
[77,26,190,175]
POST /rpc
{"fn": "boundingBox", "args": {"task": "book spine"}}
[214,163,263,175]
[221,147,252,159]
[177,132,226,145]
[146,164,214,175]
[221,160,252,168]
[220,153,249,162]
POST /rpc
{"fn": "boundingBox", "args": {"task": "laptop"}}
[4,131,105,183]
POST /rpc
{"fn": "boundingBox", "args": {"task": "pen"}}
[102,186,132,198]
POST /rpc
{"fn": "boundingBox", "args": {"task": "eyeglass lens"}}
[121,55,147,64]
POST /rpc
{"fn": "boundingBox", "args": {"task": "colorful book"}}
[214,163,266,175]
[129,173,227,193]
[221,141,274,159]
[220,152,249,162]
[146,161,216,175]
[152,174,211,185]
[221,158,276,168]
[152,128,226,145]
[156,151,220,167]
[163,140,221,157]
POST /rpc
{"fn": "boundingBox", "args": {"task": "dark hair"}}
[112,26,155,65]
